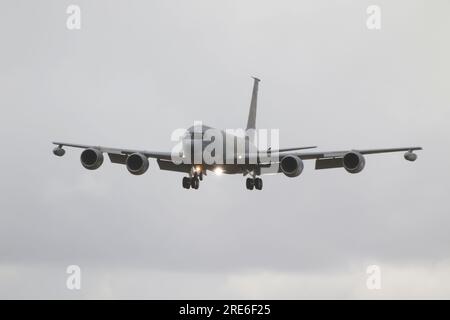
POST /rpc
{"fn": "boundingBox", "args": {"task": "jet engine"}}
[280,155,304,177]
[126,153,149,175]
[80,148,104,170]
[343,151,365,174]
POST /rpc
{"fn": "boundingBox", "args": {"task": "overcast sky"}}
[0,0,449,299]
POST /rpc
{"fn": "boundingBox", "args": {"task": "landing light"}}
[214,167,223,175]
[195,165,202,173]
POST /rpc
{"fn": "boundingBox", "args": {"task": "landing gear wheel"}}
[246,178,254,190]
[254,178,263,190]
[191,177,200,189]
[182,177,191,189]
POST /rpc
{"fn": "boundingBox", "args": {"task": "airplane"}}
[52,77,422,190]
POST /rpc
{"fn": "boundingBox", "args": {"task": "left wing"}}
[52,141,173,162]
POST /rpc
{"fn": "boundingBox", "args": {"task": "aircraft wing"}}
[243,146,422,164]
[265,146,317,153]
[292,146,423,160]
[53,141,422,171]
[52,141,173,162]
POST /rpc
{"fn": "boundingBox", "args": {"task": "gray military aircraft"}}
[52,77,421,190]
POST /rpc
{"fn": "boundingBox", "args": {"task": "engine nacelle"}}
[343,151,365,174]
[126,153,149,175]
[404,151,417,162]
[280,155,304,177]
[80,148,104,170]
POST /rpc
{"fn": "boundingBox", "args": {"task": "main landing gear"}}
[246,177,263,191]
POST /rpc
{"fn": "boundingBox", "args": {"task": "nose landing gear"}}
[182,176,200,190]
[182,175,202,190]
[191,177,199,189]
[182,177,191,189]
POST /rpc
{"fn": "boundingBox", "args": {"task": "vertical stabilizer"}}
[246,77,260,130]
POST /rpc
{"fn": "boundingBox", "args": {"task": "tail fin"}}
[246,77,260,130]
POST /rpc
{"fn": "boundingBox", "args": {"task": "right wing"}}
[235,146,422,165]
[292,146,423,160]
